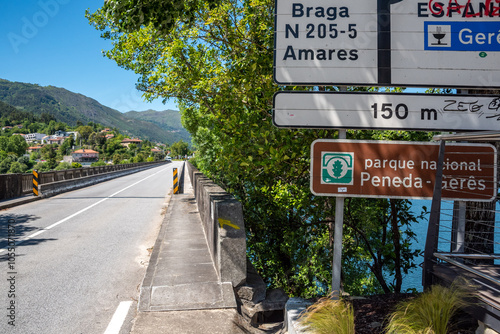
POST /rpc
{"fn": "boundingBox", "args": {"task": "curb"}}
[0,196,41,211]
[285,298,312,334]
[138,190,174,311]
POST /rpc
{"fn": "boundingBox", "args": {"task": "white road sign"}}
[273,91,500,131]
[274,0,500,88]
[274,0,378,85]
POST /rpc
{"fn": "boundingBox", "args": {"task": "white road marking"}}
[103,301,133,334]
[0,167,170,253]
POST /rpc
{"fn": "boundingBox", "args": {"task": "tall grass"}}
[299,295,355,334]
[385,279,474,334]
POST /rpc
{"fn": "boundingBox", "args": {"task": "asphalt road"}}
[0,162,182,334]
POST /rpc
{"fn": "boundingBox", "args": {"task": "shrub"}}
[90,160,106,167]
[385,279,474,334]
[33,161,52,172]
[8,161,28,173]
[55,162,72,170]
[300,295,355,334]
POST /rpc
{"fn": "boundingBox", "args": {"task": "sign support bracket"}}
[332,84,347,298]
[423,140,446,288]
[377,0,392,85]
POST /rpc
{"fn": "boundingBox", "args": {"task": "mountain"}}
[0,79,190,144]
[123,109,191,143]
[0,99,21,117]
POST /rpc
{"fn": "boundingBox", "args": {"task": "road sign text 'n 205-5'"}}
[311,140,497,201]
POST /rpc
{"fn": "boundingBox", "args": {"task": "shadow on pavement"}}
[0,213,57,259]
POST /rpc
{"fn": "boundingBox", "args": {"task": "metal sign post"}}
[274,0,500,88]
[332,130,345,298]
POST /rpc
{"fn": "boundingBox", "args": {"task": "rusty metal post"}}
[423,140,446,289]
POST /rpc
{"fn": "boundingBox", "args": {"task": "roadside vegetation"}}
[298,279,474,334]
[300,295,355,334]
[385,279,475,334]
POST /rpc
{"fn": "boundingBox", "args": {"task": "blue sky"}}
[0,0,178,112]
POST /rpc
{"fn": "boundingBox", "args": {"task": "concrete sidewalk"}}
[132,170,251,334]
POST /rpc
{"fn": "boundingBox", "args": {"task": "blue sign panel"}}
[425,21,500,51]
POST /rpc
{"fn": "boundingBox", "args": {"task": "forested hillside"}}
[124,109,191,143]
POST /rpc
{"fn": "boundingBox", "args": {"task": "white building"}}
[24,133,47,143]
[54,130,78,139]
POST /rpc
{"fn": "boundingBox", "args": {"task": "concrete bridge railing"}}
[186,161,246,287]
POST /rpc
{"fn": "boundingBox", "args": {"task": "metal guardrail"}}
[1,161,166,200]
[434,253,500,287]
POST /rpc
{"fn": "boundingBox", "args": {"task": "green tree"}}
[59,136,75,156]
[1,135,28,156]
[94,132,107,146]
[40,112,56,124]
[33,161,52,172]
[127,143,137,152]
[104,139,125,158]
[0,154,16,174]
[0,136,8,153]
[8,161,28,173]
[88,0,222,36]
[17,155,33,170]
[55,162,72,170]
[28,122,41,133]
[151,150,165,161]
[41,144,58,169]
[343,198,424,294]
[30,151,41,162]
[170,140,189,158]
[112,153,122,165]
[88,131,107,148]
[90,160,107,167]
[133,152,146,162]
[76,125,93,144]
[45,120,57,135]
